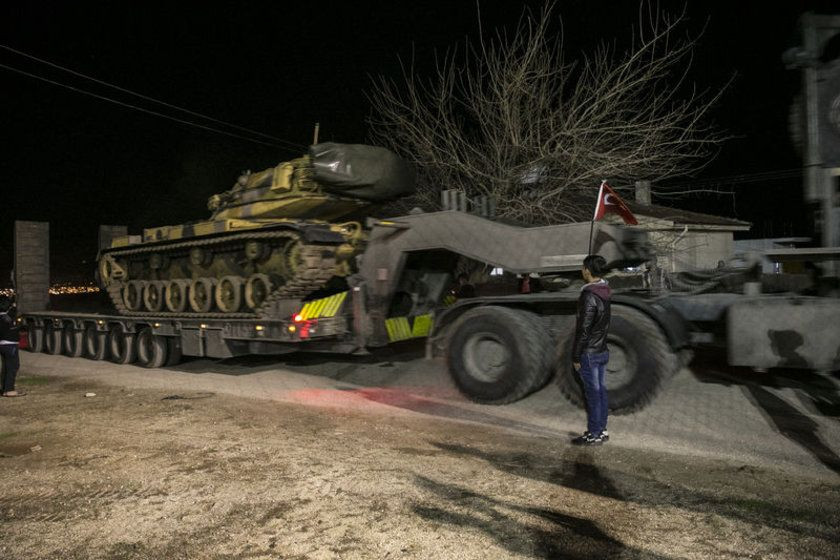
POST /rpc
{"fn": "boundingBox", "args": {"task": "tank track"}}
[102,230,339,319]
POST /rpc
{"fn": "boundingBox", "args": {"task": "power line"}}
[1,43,307,151]
[1,62,289,149]
[658,168,803,191]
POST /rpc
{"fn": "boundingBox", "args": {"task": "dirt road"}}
[1,350,839,559]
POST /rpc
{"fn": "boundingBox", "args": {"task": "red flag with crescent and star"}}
[592,180,638,225]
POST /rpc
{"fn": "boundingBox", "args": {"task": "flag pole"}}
[589,181,605,255]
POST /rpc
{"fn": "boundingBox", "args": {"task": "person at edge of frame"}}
[0,295,24,397]
[571,254,611,446]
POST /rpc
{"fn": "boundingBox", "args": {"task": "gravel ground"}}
[0,351,838,559]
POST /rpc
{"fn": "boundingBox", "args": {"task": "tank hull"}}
[98,219,361,318]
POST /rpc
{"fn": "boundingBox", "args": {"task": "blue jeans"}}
[0,344,20,393]
[579,351,609,435]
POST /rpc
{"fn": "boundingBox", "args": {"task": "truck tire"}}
[26,321,44,353]
[44,323,63,355]
[136,327,168,368]
[62,324,83,358]
[108,324,136,365]
[555,305,678,415]
[83,324,108,360]
[447,306,552,404]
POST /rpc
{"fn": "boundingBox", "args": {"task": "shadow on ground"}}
[427,440,840,542]
[689,351,840,476]
[166,340,427,378]
[411,474,666,560]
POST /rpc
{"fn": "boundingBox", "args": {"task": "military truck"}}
[13,144,839,413]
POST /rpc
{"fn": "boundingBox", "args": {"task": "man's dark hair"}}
[583,254,608,277]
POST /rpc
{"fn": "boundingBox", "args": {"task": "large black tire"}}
[136,327,168,369]
[83,324,109,360]
[108,324,136,365]
[26,321,44,353]
[62,324,83,358]
[447,306,552,404]
[555,305,678,415]
[44,323,63,355]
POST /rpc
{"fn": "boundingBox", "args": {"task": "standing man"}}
[571,255,611,445]
[0,295,24,397]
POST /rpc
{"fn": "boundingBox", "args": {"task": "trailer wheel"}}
[165,336,183,367]
[26,321,44,353]
[108,324,136,364]
[62,324,83,358]
[554,305,678,415]
[44,323,63,355]
[83,324,108,360]
[136,327,168,368]
[447,306,552,404]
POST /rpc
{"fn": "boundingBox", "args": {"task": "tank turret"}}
[208,143,415,221]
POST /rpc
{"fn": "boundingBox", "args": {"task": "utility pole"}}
[785,13,840,273]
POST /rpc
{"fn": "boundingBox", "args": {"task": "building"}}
[599,184,751,272]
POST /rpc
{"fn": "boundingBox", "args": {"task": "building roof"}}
[564,190,752,230]
[624,201,752,229]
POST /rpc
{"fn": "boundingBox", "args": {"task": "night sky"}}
[2,1,837,284]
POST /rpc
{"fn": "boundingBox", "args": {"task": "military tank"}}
[97,143,415,317]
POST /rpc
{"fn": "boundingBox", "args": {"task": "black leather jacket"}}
[0,308,19,343]
[572,281,611,361]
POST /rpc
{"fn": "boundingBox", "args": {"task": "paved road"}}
[19,346,840,481]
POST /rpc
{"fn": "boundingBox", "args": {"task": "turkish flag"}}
[592,181,638,225]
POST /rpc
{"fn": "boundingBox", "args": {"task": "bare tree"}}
[367,2,726,224]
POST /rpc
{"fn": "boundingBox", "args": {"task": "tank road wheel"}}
[143,280,165,312]
[165,280,189,313]
[554,305,679,415]
[447,306,552,404]
[245,274,272,310]
[62,323,83,358]
[215,276,244,313]
[44,322,63,355]
[83,323,108,360]
[123,281,145,312]
[108,324,136,365]
[26,320,44,353]
[189,278,216,313]
[136,327,168,368]
[284,240,304,274]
